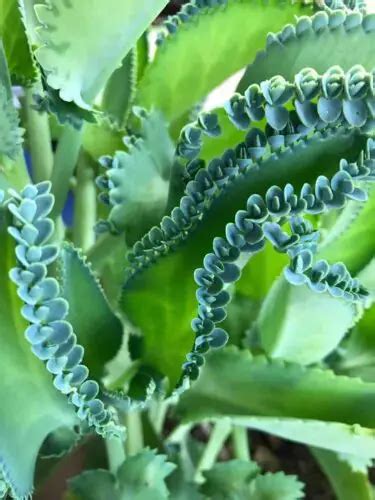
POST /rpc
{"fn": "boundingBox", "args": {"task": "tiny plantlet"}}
[1,0,375,498]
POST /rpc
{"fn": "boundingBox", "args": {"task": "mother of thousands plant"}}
[1,0,375,498]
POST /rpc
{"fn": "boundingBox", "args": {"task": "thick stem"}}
[194,419,232,482]
[105,436,126,474]
[24,86,54,183]
[149,399,169,435]
[50,125,83,219]
[73,153,97,251]
[232,425,250,461]
[125,411,144,456]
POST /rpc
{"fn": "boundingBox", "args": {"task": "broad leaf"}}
[258,275,358,365]
[97,109,174,241]
[178,347,375,429]
[121,130,366,385]
[33,0,168,108]
[319,188,375,275]
[230,417,375,460]
[136,0,307,124]
[60,244,123,379]
[0,211,76,498]
[238,8,375,91]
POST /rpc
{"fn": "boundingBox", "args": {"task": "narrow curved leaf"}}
[0,213,76,498]
[311,448,374,500]
[60,244,123,379]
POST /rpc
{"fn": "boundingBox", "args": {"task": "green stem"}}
[73,152,97,251]
[194,419,232,483]
[105,436,126,474]
[24,86,54,183]
[125,411,144,456]
[149,399,169,435]
[50,125,83,219]
[232,425,250,461]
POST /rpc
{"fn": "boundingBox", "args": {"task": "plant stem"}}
[125,411,144,456]
[105,436,126,474]
[232,425,250,461]
[24,86,54,183]
[149,399,169,435]
[194,419,232,482]
[50,125,83,219]
[73,152,97,251]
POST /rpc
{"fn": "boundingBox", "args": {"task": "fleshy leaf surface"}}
[68,448,175,500]
[258,275,358,364]
[178,347,375,428]
[60,244,123,379]
[0,210,76,498]
[34,0,168,108]
[0,0,36,83]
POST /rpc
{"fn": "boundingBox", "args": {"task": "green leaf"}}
[136,0,307,124]
[248,472,304,500]
[0,211,76,498]
[238,8,375,91]
[201,459,260,499]
[258,275,358,365]
[0,40,24,161]
[178,347,375,429]
[34,0,168,108]
[68,449,175,500]
[60,244,123,379]
[101,49,137,129]
[230,417,375,460]
[121,129,366,386]
[319,187,375,275]
[39,426,79,459]
[97,109,174,241]
[0,0,36,83]
[311,448,374,500]
[236,242,288,301]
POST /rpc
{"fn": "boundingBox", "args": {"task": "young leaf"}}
[68,449,175,500]
[60,244,123,379]
[33,0,169,108]
[201,459,260,499]
[248,472,304,500]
